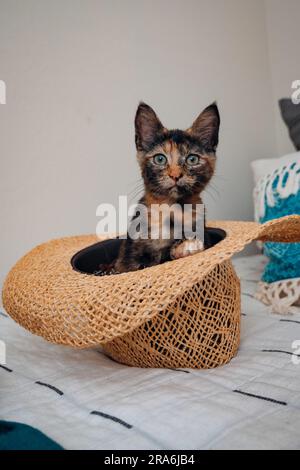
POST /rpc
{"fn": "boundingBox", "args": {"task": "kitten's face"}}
[135,103,220,201]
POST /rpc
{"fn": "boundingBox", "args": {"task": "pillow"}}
[252,153,300,283]
[279,98,300,150]
[252,153,300,313]
[251,151,300,186]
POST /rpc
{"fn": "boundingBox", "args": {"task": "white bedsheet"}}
[1,255,300,450]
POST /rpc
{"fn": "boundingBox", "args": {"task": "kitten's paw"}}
[170,239,204,260]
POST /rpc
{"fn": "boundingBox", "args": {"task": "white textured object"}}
[251,151,300,185]
[256,278,300,315]
[252,153,300,221]
[251,153,300,314]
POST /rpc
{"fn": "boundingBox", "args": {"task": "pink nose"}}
[169,174,182,182]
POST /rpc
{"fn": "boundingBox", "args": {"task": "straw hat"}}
[2,215,300,369]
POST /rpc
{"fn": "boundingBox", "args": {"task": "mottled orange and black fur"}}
[114,102,220,273]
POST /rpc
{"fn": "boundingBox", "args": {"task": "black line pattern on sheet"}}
[242,292,255,299]
[35,381,64,396]
[0,311,8,318]
[90,410,133,429]
[0,365,12,372]
[262,349,300,357]
[233,389,287,406]
[241,312,247,316]
[280,319,300,325]
[167,368,190,373]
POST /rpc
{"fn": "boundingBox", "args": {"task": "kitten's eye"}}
[153,154,167,166]
[186,154,200,166]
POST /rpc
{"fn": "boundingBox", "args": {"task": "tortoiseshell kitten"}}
[114,102,220,273]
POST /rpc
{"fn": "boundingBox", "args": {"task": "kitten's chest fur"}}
[114,194,205,272]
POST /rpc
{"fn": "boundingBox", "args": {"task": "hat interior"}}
[71,228,226,276]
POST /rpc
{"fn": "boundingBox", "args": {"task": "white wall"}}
[265,0,300,156]
[0,0,277,289]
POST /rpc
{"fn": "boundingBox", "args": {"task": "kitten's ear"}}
[188,103,220,151]
[135,102,165,151]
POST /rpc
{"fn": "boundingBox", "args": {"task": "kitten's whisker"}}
[212,174,228,182]
[205,188,219,203]
[128,191,143,199]
[127,182,145,203]
[127,182,144,195]
[128,187,144,197]
[207,182,220,198]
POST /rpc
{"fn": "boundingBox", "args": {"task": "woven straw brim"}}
[2,215,300,348]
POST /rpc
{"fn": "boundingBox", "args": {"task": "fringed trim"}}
[254,160,300,221]
[255,278,300,315]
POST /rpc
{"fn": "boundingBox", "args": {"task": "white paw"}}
[171,239,204,260]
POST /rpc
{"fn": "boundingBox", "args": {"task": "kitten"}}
[114,102,220,273]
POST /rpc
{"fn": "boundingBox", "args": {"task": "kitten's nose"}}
[171,175,181,183]
[168,168,182,183]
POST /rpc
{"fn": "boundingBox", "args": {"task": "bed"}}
[1,254,300,450]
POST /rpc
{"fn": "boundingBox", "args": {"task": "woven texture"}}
[103,260,240,368]
[2,215,300,369]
